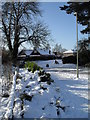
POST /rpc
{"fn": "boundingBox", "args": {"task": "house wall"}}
[63,53,74,57]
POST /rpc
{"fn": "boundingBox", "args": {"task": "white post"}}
[76,12,79,78]
[0,2,2,94]
[74,12,79,78]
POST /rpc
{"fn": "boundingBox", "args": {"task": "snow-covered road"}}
[36,60,88,118]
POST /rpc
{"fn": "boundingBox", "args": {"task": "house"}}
[18,48,53,60]
[18,48,51,57]
[18,49,41,57]
[37,48,51,56]
[18,48,63,61]
[18,50,33,57]
[63,49,76,57]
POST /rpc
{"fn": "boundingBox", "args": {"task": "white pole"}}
[0,3,2,94]
[76,12,79,78]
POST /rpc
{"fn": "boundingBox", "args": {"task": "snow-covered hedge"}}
[5,71,17,118]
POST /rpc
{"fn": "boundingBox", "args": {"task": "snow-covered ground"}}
[36,60,88,118]
[0,60,88,119]
[13,69,62,118]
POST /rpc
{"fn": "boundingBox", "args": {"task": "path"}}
[36,60,88,118]
[50,71,88,118]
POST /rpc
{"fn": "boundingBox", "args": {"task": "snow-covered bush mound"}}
[13,69,65,118]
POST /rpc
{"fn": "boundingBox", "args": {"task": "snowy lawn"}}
[0,60,88,119]
[36,60,88,118]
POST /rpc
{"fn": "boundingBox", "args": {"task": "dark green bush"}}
[85,63,90,67]
[78,50,90,66]
[25,61,41,73]
[63,50,90,66]
[62,56,77,64]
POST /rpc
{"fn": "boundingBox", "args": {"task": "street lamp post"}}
[74,12,79,78]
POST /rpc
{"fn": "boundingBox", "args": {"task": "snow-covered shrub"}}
[25,61,42,73]
[55,60,59,64]
[40,85,47,90]
[46,64,49,67]
[39,72,54,85]
[45,73,51,78]
[20,93,33,101]
[2,93,9,97]
[38,70,45,76]
[25,85,31,88]
[55,99,66,113]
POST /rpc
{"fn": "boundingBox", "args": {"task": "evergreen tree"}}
[60,2,90,35]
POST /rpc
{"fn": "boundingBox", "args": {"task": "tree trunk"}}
[12,44,19,65]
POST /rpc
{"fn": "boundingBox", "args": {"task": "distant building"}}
[63,49,76,57]
[18,49,40,57]
[37,48,51,55]
[18,48,51,58]
[18,48,62,61]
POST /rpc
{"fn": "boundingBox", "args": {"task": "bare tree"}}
[2,2,41,63]
[29,22,51,49]
[53,44,62,53]
[18,21,51,50]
